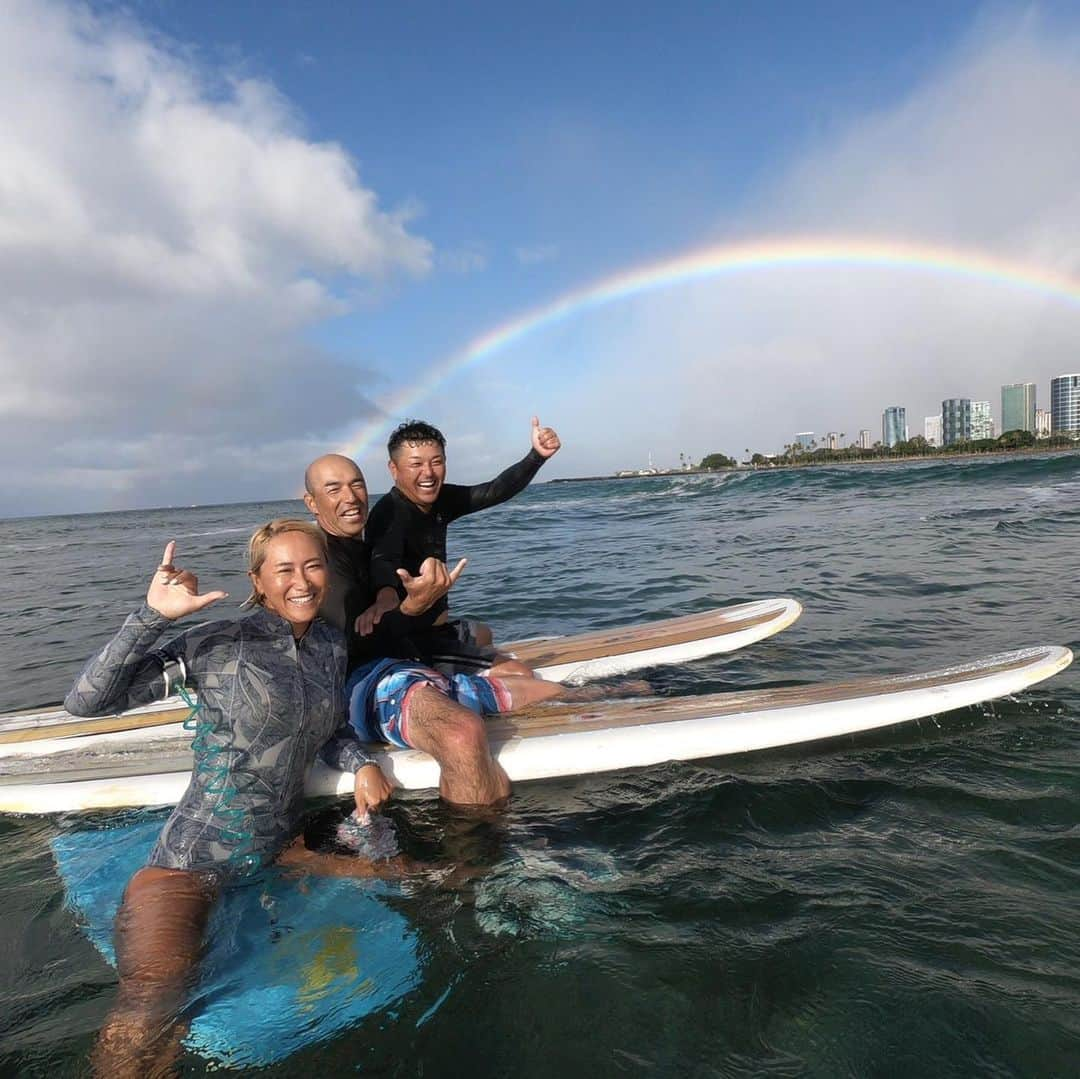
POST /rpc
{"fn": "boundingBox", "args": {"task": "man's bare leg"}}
[487,656,536,678]
[276,834,482,887]
[397,678,650,804]
[276,835,422,878]
[464,621,535,679]
[404,686,511,805]
[494,675,652,710]
[92,866,216,1079]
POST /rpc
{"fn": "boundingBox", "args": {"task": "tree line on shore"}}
[696,429,1078,470]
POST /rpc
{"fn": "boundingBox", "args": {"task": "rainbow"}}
[338,235,1080,459]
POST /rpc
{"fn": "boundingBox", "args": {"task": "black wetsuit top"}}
[319,531,435,669]
[366,449,546,622]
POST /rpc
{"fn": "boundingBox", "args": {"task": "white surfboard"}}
[0,597,801,756]
[0,645,1070,815]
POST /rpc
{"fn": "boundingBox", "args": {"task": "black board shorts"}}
[420,619,499,676]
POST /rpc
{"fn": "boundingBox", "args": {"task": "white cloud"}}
[0,0,430,515]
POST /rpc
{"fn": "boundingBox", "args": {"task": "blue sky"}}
[4,1,1080,514]
[139,2,973,347]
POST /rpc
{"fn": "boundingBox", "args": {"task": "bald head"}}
[303,454,368,538]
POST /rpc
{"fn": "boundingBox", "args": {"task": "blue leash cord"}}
[178,685,261,874]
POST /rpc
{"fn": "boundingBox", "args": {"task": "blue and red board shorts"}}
[346,662,512,749]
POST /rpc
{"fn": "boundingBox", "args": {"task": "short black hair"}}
[388,420,446,458]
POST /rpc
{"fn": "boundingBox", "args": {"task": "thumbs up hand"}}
[531,416,561,458]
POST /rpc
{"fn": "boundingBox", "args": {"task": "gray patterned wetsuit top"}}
[65,603,375,876]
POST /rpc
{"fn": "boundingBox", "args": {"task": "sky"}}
[4,0,1080,515]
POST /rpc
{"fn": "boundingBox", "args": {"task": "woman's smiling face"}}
[250,530,328,636]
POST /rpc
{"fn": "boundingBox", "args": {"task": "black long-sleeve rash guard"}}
[319,531,435,669]
[365,448,546,622]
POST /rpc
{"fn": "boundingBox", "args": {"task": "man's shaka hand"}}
[398,557,467,617]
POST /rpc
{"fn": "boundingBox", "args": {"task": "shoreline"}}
[547,443,1080,484]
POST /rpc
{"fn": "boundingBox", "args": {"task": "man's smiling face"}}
[389,440,447,511]
[303,454,368,538]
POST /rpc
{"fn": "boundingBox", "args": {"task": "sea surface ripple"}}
[1,452,1078,1076]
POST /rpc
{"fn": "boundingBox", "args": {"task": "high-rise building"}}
[882,406,906,448]
[942,398,972,445]
[1035,408,1052,438]
[971,401,993,440]
[924,415,942,446]
[858,429,872,449]
[1001,382,1036,433]
[1050,374,1080,434]
[794,432,814,451]
[825,432,839,450]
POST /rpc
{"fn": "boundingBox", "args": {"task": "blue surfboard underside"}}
[52,819,421,1067]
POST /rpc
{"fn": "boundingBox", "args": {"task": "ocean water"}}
[1,452,1078,1076]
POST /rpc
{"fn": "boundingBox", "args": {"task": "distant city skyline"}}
[787,372,1077,455]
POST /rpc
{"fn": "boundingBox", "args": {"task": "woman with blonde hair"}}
[65,518,398,1077]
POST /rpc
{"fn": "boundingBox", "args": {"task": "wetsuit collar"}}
[392,484,435,515]
[246,603,317,641]
[324,530,367,553]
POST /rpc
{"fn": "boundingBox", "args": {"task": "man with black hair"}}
[362,416,561,675]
